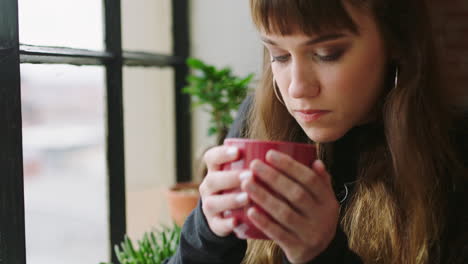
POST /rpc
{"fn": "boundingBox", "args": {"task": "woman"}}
[165,0,467,263]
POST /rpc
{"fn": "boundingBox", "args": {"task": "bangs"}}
[250,0,360,36]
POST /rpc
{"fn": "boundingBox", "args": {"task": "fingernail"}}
[239,171,252,181]
[226,147,238,157]
[235,192,248,203]
[268,150,280,161]
[233,223,249,239]
[246,207,256,217]
[223,210,232,217]
[250,160,264,172]
[315,159,325,170]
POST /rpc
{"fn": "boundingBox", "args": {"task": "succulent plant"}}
[100,224,181,264]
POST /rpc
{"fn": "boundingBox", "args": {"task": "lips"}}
[294,110,330,122]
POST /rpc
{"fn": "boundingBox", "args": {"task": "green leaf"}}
[208,126,217,136]
[182,58,255,140]
[104,226,181,264]
[216,68,231,77]
[186,75,203,83]
[238,73,254,87]
[181,87,195,95]
[186,57,205,69]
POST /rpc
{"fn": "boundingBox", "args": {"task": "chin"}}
[304,127,348,143]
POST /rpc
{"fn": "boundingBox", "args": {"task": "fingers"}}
[199,170,243,196]
[312,159,333,187]
[204,146,239,171]
[240,176,306,234]
[202,192,249,217]
[246,206,297,248]
[202,192,250,237]
[209,216,236,237]
[199,145,246,238]
[265,150,333,203]
[248,160,317,215]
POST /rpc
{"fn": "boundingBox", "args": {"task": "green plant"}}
[100,224,181,264]
[182,57,254,144]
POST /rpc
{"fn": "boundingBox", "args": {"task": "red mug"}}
[222,138,317,240]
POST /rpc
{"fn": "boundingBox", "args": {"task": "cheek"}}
[326,53,386,109]
[271,66,291,93]
[322,68,357,94]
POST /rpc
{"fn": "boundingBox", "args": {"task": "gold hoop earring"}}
[394,67,399,89]
[273,78,285,106]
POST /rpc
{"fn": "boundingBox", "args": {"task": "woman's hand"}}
[199,146,250,237]
[237,150,340,263]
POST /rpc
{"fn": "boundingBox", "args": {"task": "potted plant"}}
[165,181,200,227]
[165,57,254,227]
[99,224,181,264]
[104,58,254,263]
[183,57,254,145]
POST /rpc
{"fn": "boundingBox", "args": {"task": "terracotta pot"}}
[166,182,200,227]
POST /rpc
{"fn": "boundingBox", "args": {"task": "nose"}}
[288,60,320,99]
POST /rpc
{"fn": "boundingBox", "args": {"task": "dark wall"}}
[431,0,468,106]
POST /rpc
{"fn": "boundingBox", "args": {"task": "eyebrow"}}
[261,33,347,46]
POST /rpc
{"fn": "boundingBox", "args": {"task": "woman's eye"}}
[315,50,344,62]
[271,54,290,63]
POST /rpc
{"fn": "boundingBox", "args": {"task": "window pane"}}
[123,67,175,239]
[18,0,103,50]
[21,64,108,264]
[122,0,172,54]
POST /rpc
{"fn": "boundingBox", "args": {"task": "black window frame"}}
[0,0,191,263]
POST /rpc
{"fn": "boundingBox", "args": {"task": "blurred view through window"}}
[18,0,103,50]
[19,0,108,263]
[18,0,176,263]
[21,65,108,264]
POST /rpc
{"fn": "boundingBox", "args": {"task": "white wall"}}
[122,0,175,238]
[190,0,263,173]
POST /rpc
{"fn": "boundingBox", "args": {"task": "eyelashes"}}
[316,49,345,62]
[271,49,346,64]
[271,54,291,63]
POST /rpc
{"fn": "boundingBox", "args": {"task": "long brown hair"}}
[243,0,466,263]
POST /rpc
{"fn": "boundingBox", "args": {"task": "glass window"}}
[18,0,104,50]
[21,64,108,264]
